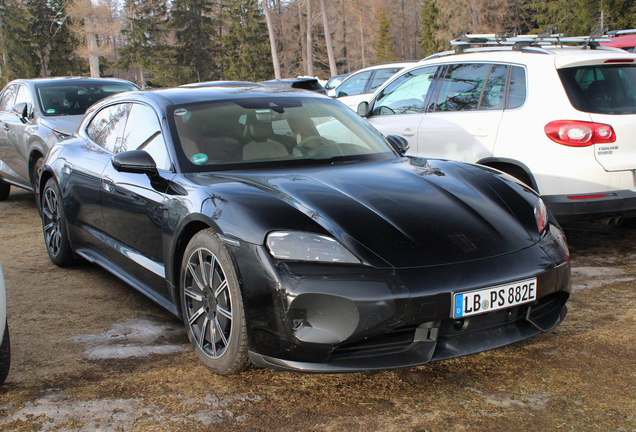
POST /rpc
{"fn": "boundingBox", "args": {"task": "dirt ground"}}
[0,187,635,431]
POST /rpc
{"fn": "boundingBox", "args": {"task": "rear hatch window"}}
[559,64,636,171]
[558,65,636,114]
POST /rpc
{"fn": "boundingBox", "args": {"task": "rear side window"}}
[435,63,504,112]
[558,65,636,114]
[507,66,527,109]
[369,67,402,92]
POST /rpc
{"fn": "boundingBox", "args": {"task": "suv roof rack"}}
[447,29,612,54]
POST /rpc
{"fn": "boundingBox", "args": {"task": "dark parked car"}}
[0,77,138,201]
[260,77,327,94]
[39,86,571,374]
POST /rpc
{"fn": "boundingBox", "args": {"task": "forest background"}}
[1,0,636,88]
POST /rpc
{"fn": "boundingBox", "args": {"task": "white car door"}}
[365,66,439,154]
[417,63,507,163]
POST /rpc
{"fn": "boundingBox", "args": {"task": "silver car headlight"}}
[266,231,361,264]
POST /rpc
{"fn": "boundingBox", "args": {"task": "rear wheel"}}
[0,182,9,201]
[180,229,249,374]
[42,178,75,266]
[0,323,9,385]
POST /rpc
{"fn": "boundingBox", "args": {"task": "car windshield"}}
[169,96,397,172]
[558,65,636,114]
[36,82,138,116]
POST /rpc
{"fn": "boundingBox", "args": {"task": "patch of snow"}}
[71,316,187,360]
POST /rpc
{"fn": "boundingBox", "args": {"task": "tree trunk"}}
[262,0,281,79]
[359,16,366,68]
[298,1,307,75]
[306,0,313,77]
[87,32,101,77]
[319,0,337,76]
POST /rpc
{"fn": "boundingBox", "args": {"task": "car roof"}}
[93,85,331,108]
[179,80,264,88]
[349,61,418,73]
[8,76,137,87]
[413,46,636,69]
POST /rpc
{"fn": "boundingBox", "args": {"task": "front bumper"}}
[234,224,571,373]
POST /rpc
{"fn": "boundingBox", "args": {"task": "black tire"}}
[32,157,43,216]
[0,181,9,201]
[0,323,10,385]
[41,178,76,267]
[180,228,249,374]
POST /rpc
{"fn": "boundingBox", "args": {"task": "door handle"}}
[3,124,8,131]
[102,177,115,192]
[402,129,415,137]
[471,128,488,138]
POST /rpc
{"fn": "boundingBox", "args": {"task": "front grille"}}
[439,306,524,337]
[330,326,416,360]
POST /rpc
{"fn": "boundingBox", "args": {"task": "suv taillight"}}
[544,120,616,147]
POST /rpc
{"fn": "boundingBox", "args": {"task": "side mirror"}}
[112,150,158,176]
[11,102,29,123]
[337,91,348,98]
[357,101,369,117]
[386,135,410,155]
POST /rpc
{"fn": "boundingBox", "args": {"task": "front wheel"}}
[180,229,249,374]
[42,178,76,266]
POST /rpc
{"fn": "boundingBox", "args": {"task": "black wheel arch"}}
[477,157,538,192]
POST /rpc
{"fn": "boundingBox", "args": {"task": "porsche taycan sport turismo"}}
[39,86,571,374]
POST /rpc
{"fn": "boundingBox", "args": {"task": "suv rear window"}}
[558,65,636,114]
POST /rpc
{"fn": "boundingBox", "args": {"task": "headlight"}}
[534,198,548,234]
[266,231,361,264]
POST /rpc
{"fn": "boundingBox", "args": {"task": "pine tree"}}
[0,0,39,85]
[221,0,273,81]
[375,9,395,63]
[419,0,444,56]
[170,0,218,82]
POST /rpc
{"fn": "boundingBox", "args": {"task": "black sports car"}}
[39,86,571,374]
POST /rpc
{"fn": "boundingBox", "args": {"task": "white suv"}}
[358,34,636,224]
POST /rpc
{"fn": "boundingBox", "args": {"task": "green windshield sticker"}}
[191,153,208,164]
[46,109,56,114]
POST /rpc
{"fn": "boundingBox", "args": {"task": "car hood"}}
[192,158,539,268]
[39,115,84,136]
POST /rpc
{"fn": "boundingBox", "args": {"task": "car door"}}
[63,103,130,250]
[0,85,20,184]
[366,65,440,154]
[100,102,174,299]
[416,63,508,162]
[1,84,35,186]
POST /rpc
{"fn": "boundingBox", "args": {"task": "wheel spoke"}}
[188,306,205,326]
[210,322,217,357]
[198,250,207,286]
[214,280,228,299]
[184,287,204,302]
[43,222,55,233]
[215,317,228,347]
[187,262,205,291]
[217,304,232,321]
[42,207,54,220]
[199,316,210,349]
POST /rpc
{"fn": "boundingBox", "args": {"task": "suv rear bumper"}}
[543,190,636,223]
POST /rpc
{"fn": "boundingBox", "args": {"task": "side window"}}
[434,63,493,112]
[371,66,437,115]
[479,65,508,110]
[369,67,402,92]
[86,103,131,152]
[507,66,527,110]
[0,85,18,112]
[121,103,171,171]
[336,71,373,97]
[14,85,33,107]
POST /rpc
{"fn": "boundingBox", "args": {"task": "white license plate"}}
[452,278,537,319]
